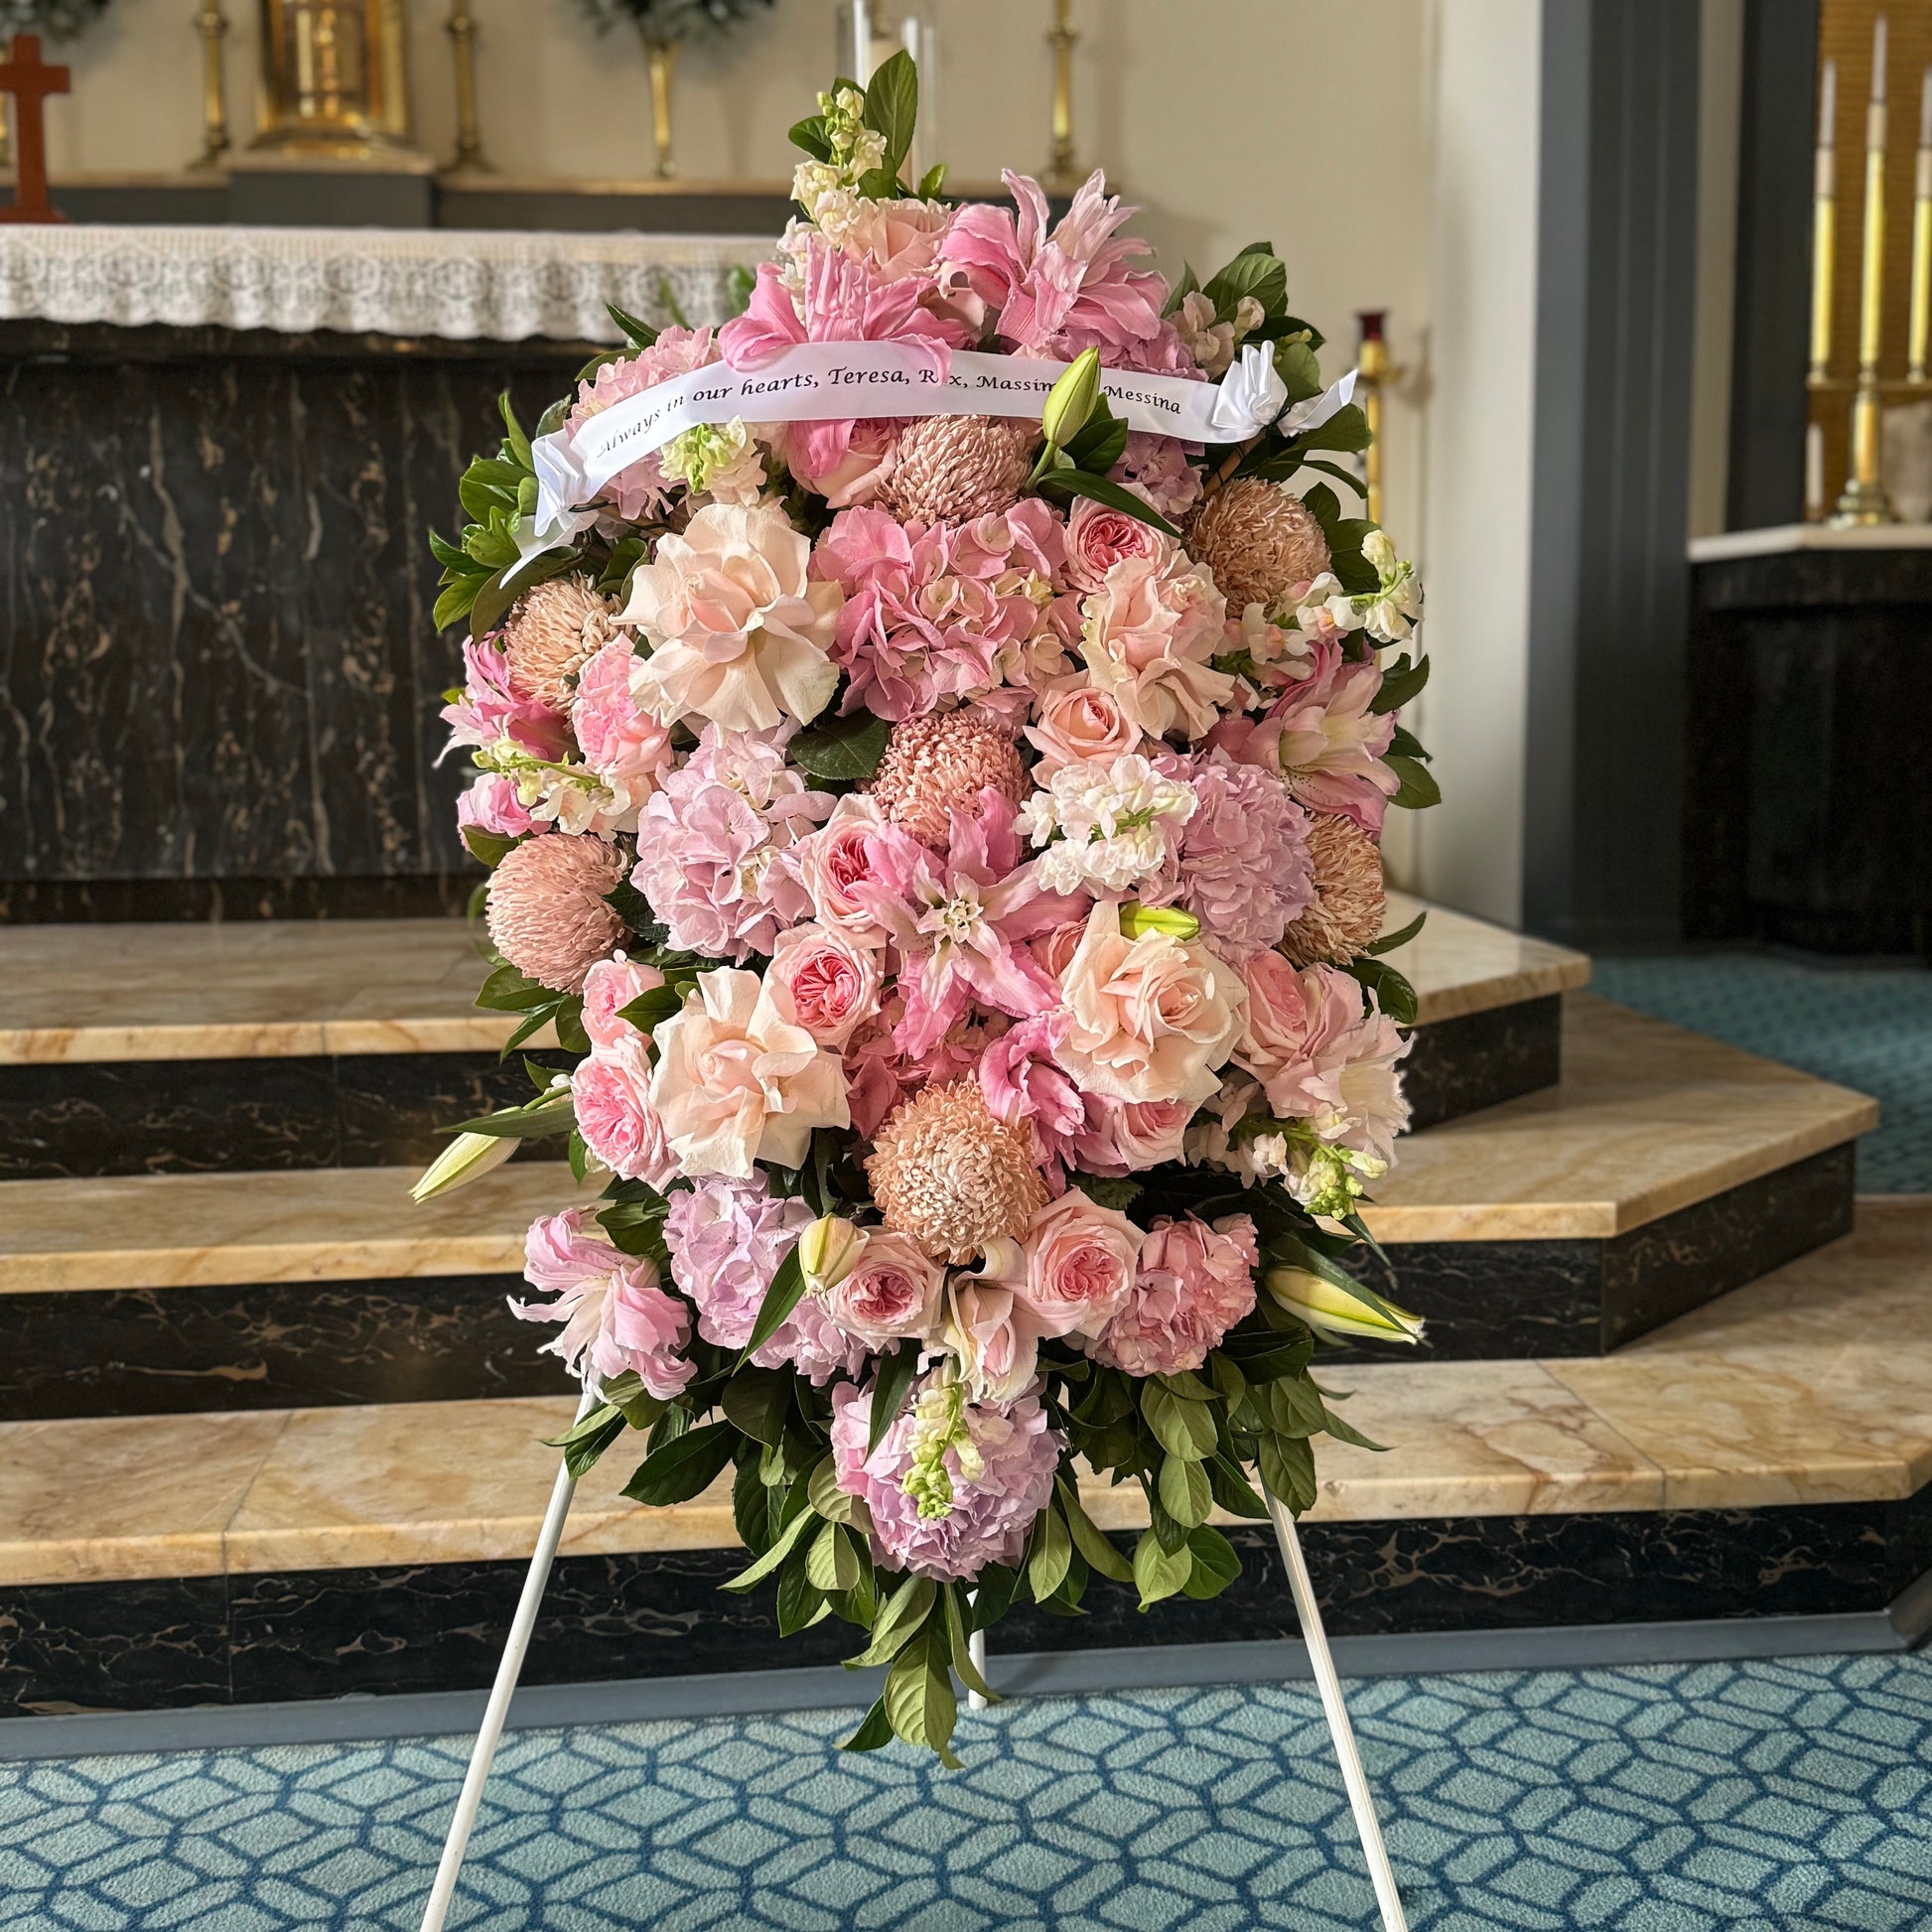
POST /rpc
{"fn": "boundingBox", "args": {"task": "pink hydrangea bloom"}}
[571,637,674,798]
[1090,1214,1259,1376]
[629,725,834,960]
[940,170,1170,361]
[1142,750,1315,960]
[512,1207,695,1399]
[458,772,544,842]
[1210,635,1399,834]
[854,790,1085,1058]
[440,634,570,765]
[663,1172,866,1385]
[809,506,1067,722]
[572,1035,679,1188]
[569,326,721,523]
[829,1375,1062,1583]
[1110,432,1204,522]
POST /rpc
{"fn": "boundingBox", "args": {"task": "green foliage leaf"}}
[807,1452,873,1532]
[1318,1402,1388,1452]
[788,710,892,782]
[886,1621,959,1767]
[1365,909,1426,957]
[1181,1526,1241,1600]
[1267,1373,1327,1440]
[742,1247,806,1361]
[469,547,576,642]
[1258,1433,1317,1516]
[1158,1452,1213,1529]
[775,1547,826,1634]
[616,984,686,1035]
[1057,1479,1135,1583]
[622,1420,737,1508]
[1133,1528,1193,1609]
[1387,755,1443,811]
[722,1495,817,1591]
[606,301,659,349]
[867,1343,920,1458]
[788,114,833,163]
[1346,956,1418,1028]
[1027,1502,1073,1602]
[1293,402,1371,457]
[1143,1383,1215,1461]
[448,1092,575,1141]
[496,392,532,470]
[806,1520,864,1594]
[1371,653,1430,714]
[543,1403,626,1480]
[1275,336,1323,407]
[1205,1451,1269,1519]
[862,49,919,181]
[1068,1173,1144,1214]
[460,826,518,870]
[1203,243,1287,321]
[848,1574,936,1668]
[722,1367,790,1448]
[839,1695,894,1753]
[916,161,948,198]
[1036,469,1180,536]
[944,1585,999,1703]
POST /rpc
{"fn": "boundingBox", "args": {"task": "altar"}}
[0,223,769,918]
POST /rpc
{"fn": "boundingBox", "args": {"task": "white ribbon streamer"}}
[516,341,1358,564]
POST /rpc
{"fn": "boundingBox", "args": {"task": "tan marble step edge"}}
[0,1202,1923,1589]
[0,898,1586,1065]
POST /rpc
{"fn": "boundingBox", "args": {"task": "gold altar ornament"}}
[1355,312,1403,530]
[250,0,424,163]
[192,3,232,170]
[1834,11,1899,524]
[1043,0,1078,193]
[443,0,489,173]
[642,32,677,181]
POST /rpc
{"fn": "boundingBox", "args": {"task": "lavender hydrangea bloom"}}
[629,724,834,961]
[1147,748,1314,960]
[829,1375,1062,1583]
[663,1172,866,1385]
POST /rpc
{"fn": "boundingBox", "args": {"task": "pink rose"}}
[580,953,666,1051]
[1031,919,1089,980]
[572,1036,679,1188]
[1063,494,1172,594]
[1078,551,1235,742]
[789,793,896,943]
[1018,1189,1141,1342]
[788,416,903,507]
[1069,1093,1192,1176]
[942,1276,1041,1405]
[824,1230,946,1350]
[764,921,884,1049]
[1091,1214,1259,1377]
[1234,951,1358,1113]
[1024,684,1143,777]
[571,637,674,796]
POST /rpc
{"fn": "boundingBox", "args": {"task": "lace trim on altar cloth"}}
[0,224,774,342]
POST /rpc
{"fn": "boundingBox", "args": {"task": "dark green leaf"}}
[460,826,518,870]
[496,392,532,469]
[944,1585,999,1702]
[1365,909,1427,956]
[788,709,891,782]
[1258,1433,1317,1515]
[1205,1451,1269,1518]
[1181,1526,1242,1600]
[742,1248,806,1361]
[788,114,833,163]
[1319,1404,1388,1452]
[617,984,685,1035]
[1027,1502,1073,1602]
[1267,1374,1326,1440]
[1303,457,1367,496]
[1371,652,1431,714]
[447,1093,575,1141]
[1292,403,1371,457]
[722,1496,817,1591]
[867,1343,920,1459]
[622,1421,737,1508]
[606,301,659,349]
[1036,469,1180,536]
[1056,1479,1135,1582]
[967,1563,1021,1631]
[722,1368,790,1448]
[1202,243,1287,321]
[848,1574,935,1668]
[469,547,577,642]
[839,1695,894,1753]
[1068,1173,1144,1214]
[1387,724,1430,761]
[862,49,918,179]
[1346,956,1419,1027]
[776,1547,826,1635]
[1387,755,1442,810]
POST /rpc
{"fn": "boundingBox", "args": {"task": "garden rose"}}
[1062,494,1172,593]
[1077,550,1235,741]
[1091,1213,1259,1377]
[764,921,884,1049]
[571,1035,678,1188]
[1024,683,1142,776]
[822,1229,946,1350]
[1017,1188,1141,1341]
[580,953,665,1050]
[649,967,851,1177]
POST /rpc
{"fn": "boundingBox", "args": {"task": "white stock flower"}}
[1019,753,1198,896]
[658,419,767,507]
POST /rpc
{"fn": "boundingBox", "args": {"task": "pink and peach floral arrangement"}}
[423,55,1433,1764]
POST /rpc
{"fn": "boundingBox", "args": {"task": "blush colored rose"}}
[942,1276,1041,1405]
[1024,684,1143,777]
[580,954,666,1050]
[1017,1188,1141,1342]
[788,416,903,507]
[765,922,885,1049]
[572,1036,679,1188]
[1078,551,1236,742]
[789,792,896,942]
[823,1230,945,1350]
[1062,494,1172,594]
[1030,918,1089,980]
[1069,1093,1192,1176]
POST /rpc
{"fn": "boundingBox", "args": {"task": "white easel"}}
[419,1428,1408,1932]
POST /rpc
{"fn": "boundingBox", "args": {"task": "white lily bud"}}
[410,1131,516,1203]
[1263,1265,1424,1345]
[799,1214,867,1296]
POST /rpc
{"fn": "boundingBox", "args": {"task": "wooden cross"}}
[0,35,69,225]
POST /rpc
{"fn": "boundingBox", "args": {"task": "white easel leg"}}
[419,1388,597,1932]
[966,1626,989,1712]
[1265,1490,1409,1932]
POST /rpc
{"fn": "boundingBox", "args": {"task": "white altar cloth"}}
[0,224,773,343]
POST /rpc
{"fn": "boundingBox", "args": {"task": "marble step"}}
[0,996,1876,1417]
[0,900,1587,1178]
[1,1200,1923,1718]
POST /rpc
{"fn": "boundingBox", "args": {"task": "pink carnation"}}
[1143,751,1315,959]
[571,1035,679,1188]
[569,327,721,522]
[512,1207,694,1399]
[629,725,834,961]
[571,637,674,798]
[663,1173,866,1385]
[829,1375,1062,1583]
[1090,1215,1259,1377]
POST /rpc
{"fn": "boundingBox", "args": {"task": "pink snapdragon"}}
[512,1207,694,1399]
[855,790,1086,1058]
[569,326,722,524]
[940,170,1170,361]
[663,1172,865,1384]
[1091,1214,1259,1377]
[628,725,834,961]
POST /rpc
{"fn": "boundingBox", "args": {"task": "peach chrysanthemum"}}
[879,415,1038,524]
[502,577,621,712]
[868,710,1030,847]
[1279,814,1387,966]
[866,1079,1049,1264]
[1186,480,1331,614]
[485,834,628,993]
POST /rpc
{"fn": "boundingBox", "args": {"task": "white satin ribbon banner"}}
[524,341,1357,555]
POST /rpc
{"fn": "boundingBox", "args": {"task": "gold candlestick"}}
[1810,56,1836,384]
[1355,312,1404,530]
[190,3,231,170]
[1043,0,1078,192]
[443,0,488,173]
[642,34,677,181]
[1911,67,1932,383]
[1834,14,1899,526]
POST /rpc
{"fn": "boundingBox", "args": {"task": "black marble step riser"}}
[0,1052,567,1180]
[0,1000,1561,1179]
[5,1487,1925,1718]
[0,1142,1860,1420]
[1336,1142,1857,1361]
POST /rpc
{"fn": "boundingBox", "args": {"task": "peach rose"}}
[1018,1189,1141,1342]
[648,965,850,1177]
[1070,1093,1193,1176]
[823,1229,946,1350]
[764,922,884,1049]
[1077,551,1237,743]
[1051,900,1245,1107]
[1233,951,1361,1115]
[621,502,843,733]
[788,416,901,508]
[1024,684,1142,777]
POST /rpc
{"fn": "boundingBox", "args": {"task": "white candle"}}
[1821,57,1838,147]
[1873,15,1888,105]
[1806,422,1825,516]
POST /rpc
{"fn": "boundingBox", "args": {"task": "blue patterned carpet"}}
[4,1652,1931,1930]
[1588,955,1932,1193]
